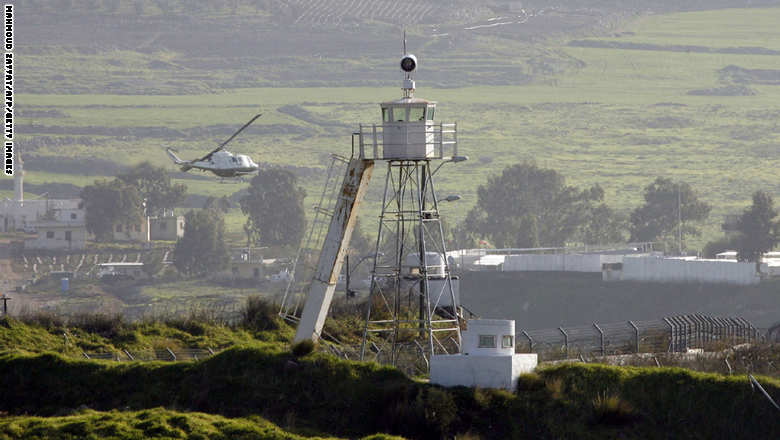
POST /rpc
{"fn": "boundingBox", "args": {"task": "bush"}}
[591,392,636,425]
[291,339,315,357]
[241,296,280,331]
[69,313,126,339]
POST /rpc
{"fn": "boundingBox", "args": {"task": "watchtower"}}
[285,46,465,374]
[357,50,465,370]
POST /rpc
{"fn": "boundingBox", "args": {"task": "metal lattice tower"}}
[359,159,462,367]
[357,50,464,369]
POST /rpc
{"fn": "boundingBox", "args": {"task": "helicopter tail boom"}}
[166,148,193,172]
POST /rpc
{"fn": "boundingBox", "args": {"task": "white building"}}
[609,255,762,285]
[0,151,85,232]
[26,221,88,250]
[430,319,537,391]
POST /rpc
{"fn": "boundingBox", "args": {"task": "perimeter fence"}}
[517,314,761,361]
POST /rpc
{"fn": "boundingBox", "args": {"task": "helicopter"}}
[166,113,262,178]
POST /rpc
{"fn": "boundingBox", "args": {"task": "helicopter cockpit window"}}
[409,107,424,122]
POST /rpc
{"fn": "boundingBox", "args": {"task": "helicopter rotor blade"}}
[218,113,262,149]
[196,113,262,162]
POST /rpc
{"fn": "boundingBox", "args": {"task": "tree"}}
[81,179,143,241]
[117,162,187,216]
[629,177,711,248]
[463,162,609,248]
[173,209,229,277]
[240,168,306,247]
[578,204,628,245]
[736,190,779,270]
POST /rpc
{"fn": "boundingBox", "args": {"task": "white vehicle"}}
[166,113,262,178]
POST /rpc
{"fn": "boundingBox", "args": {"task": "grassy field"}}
[1,332,778,439]
[8,7,780,251]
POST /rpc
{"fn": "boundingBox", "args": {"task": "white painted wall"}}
[619,256,760,285]
[430,353,537,391]
[463,319,515,356]
[503,254,625,273]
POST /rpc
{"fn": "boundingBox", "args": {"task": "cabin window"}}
[382,108,390,122]
[409,107,424,122]
[502,335,514,348]
[478,335,496,348]
[46,231,54,239]
[395,107,407,122]
[426,107,435,121]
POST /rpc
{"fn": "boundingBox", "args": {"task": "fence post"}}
[558,327,569,358]
[522,330,533,352]
[663,318,674,352]
[628,321,639,353]
[593,323,605,356]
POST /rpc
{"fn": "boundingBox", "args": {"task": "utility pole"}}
[677,185,683,255]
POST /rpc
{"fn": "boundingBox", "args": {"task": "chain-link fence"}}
[517,314,761,361]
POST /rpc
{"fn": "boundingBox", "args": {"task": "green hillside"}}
[9,6,780,249]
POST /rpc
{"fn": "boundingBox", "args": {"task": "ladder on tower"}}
[280,155,374,346]
[280,154,351,322]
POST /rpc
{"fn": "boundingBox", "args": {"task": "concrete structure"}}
[610,256,762,285]
[113,217,150,242]
[220,261,265,280]
[430,319,537,391]
[0,199,85,233]
[97,262,146,279]
[503,253,625,273]
[150,215,185,241]
[26,221,87,250]
[0,150,85,233]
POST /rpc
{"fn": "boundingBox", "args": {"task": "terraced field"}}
[8,6,780,251]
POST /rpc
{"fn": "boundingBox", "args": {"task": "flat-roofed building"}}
[26,221,87,250]
[150,215,185,241]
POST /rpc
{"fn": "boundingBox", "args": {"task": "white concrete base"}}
[429,353,538,391]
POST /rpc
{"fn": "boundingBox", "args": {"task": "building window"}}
[70,213,77,220]
[502,335,514,349]
[134,224,141,232]
[160,222,167,231]
[65,231,72,241]
[46,231,54,239]
[382,108,390,122]
[116,224,123,232]
[253,267,260,278]
[478,335,496,348]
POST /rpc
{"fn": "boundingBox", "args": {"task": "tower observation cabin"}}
[358,54,458,160]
